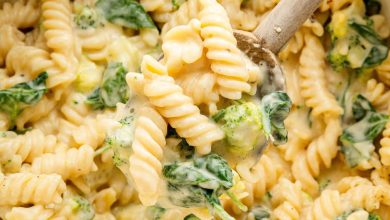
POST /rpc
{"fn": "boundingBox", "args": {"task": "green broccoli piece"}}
[70,196,95,220]
[249,206,271,220]
[327,0,388,72]
[74,6,103,30]
[212,101,264,154]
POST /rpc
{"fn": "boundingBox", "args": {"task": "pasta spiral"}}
[0,129,56,163]
[0,0,40,28]
[60,92,90,125]
[30,145,97,180]
[298,32,343,118]
[365,78,390,111]
[15,95,57,130]
[77,28,110,62]
[161,0,201,35]
[271,178,303,220]
[129,106,167,206]
[292,118,342,195]
[5,205,54,220]
[376,52,390,87]
[379,119,390,166]
[6,45,54,80]
[72,117,106,149]
[0,25,24,67]
[176,71,219,114]
[0,173,66,206]
[200,0,250,100]
[141,55,224,154]
[241,153,283,207]
[218,0,258,31]
[41,0,76,70]
[303,189,343,220]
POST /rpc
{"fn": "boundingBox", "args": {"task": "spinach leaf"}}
[260,91,292,145]
[352,94,375,121]
[340,95,388,167]
[0,72,48,125]
[162,154,234,220]
[95,0,155,29]
[86,62,129,110]
[349,21,389,69]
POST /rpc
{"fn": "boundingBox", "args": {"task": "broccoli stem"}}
[225,191,248,212]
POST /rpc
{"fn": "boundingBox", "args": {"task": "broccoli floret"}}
[327,0,388,72]
[213,101,264,154]
[70,196,95,220]
[74,6,103,30]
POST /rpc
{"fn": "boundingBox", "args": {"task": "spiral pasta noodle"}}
[129,106,167,206]
[365,78,390,111]
[338,177,382,212]
[0,129,56,163]
[0,173,66,206]
[243,0,279,14]
[303,189,343,220]
[0,0,40,28]
[30,145,97,180]
[77,28,110,62]
[0,25,24,67]
[241,153,283,207]
[141,55,224,154]
[292,118,342,195]
[42,0,76,71]
[60,92,90,125]
[376,52,390,87]
[200,0,250,100]
[298,31,343,118]
[15,95,57,130]
[161,0,202,35]
[5,205,54,220]
[379,119,390,166]
[6,45,54,80]
[176,71,219,114]
[141,0,174,24]
[271,178,303,220]
[72,117,107,149]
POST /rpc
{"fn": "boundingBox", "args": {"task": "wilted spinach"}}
[260,91,292,145]
[340,95,388,167]
[95,0,155,29]
[0,72,48,126]
[86,62,129,110]
[162,154,235,220]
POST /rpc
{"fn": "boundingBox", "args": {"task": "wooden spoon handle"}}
[253,0,322,54]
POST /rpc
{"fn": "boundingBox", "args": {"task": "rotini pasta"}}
[30,145,97,180]
[0,173,66,206]
[0,0,40,28]
[140,55,224,154]
[129,106,167,206]
[0,25,24,67]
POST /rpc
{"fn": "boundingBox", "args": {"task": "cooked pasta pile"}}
[0,0,390,219]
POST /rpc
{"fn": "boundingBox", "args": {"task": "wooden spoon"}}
[234,0,323,96]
